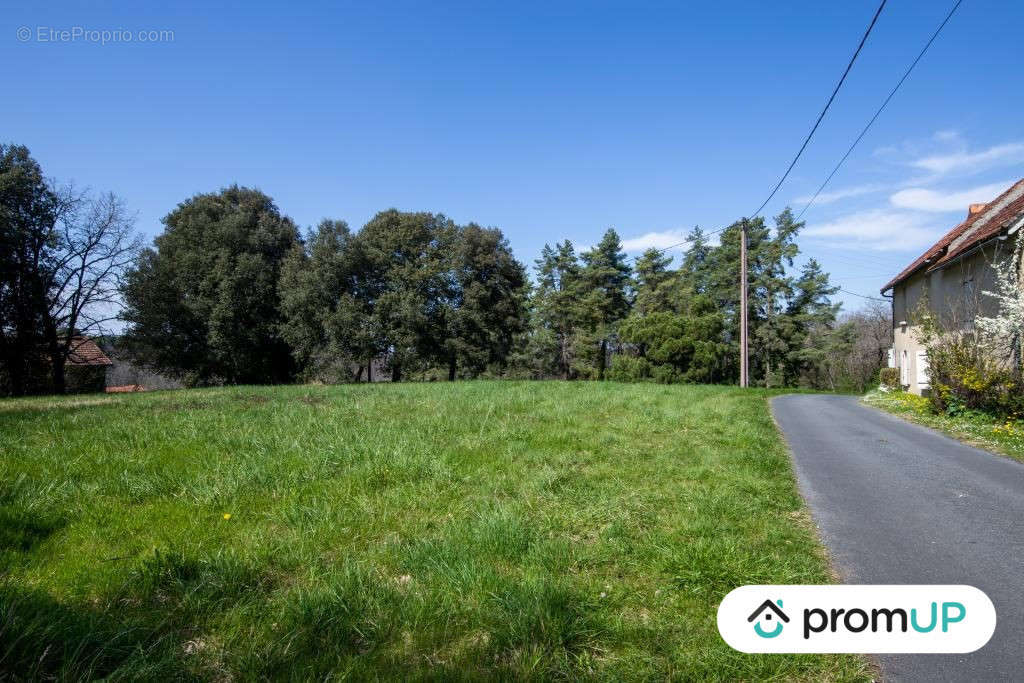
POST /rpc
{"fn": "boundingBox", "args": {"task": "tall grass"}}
[0,382,868,680]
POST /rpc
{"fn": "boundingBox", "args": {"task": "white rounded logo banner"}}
[717,585,995,653]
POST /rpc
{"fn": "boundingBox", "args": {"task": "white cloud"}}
[872,144,899,158]
[910,142,1024,176]
[793,183,884,206]
[620,230,690,252]
[619,228,724,253]
[933,129,961,143]
[804,210,941,252]
[890,180,1013,212]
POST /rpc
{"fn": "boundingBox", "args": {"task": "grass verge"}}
[1,382,869,680]
[864,389,1024,463]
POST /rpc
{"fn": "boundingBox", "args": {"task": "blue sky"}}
[4,0,1022,310]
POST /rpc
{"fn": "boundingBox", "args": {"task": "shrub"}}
[607,355,652,382]
[913,290,1024,419]
[925,334,1022,418]
[879,367,900,391]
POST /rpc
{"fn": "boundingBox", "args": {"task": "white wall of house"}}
[889,239,1008,395]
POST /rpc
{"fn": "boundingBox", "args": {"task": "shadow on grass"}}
[0,548,276,680]
[0,584,191,681]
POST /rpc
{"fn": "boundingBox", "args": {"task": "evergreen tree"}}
[532,240,583,379]
[612,294,728,383]
[750,209,800,386]
[0,145,57,395]
[121,186,299,385]
[279,212,528,383]
[579,229,632,380]
[439,223,528,379]
[783,257,840,384]
[633,248,674,315]
[278,219,363,381]
[679,226,712,294]
[352,210,452,382]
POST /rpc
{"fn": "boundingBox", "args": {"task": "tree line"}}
[518,211,875,388]
[2,144,890,395]
[118,188,529,385]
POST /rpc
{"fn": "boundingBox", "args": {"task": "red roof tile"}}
[882,179,1024,293]
[67,336,113,366]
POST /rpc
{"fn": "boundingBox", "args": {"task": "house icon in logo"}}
[748,599,789,638]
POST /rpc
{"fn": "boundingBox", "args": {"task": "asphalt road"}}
[772,394,1024,682]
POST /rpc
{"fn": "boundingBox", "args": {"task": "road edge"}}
[766,393,884,682]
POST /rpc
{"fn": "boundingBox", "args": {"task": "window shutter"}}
[916,350,929,388]
[887,348,895,368]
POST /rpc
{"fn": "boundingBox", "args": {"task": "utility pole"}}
[739,220,749,388]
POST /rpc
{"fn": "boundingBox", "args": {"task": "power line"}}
[838,287,888,302]
[627,224,729,263]
[796,0,965,221]
[749,0,887,219]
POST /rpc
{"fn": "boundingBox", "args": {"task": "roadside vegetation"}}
[869,240,1024,460]
[865,389,1024,463]
[1,382,869,680]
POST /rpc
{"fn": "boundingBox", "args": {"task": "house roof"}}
[747,599,789,623]
[67,336,113,366]
[881,178,1024,293]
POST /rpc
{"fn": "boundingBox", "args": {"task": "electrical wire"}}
[629,0,889,264]
[796,0,965,221]
[749,0,887,219]
[838,287,889,302]
[630,0,961,307]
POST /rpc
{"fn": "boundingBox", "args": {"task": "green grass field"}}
[1,382,868,680]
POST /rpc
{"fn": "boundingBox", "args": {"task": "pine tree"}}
[579,229,632,380]
[533,241,582,379]
[783,257,840,384]
[633,248,674,315]
[679,226,712,294]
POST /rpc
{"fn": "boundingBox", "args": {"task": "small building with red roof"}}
[64,336,114,393]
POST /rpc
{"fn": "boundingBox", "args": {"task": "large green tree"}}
[623,209,840,388]
[578,229,632,380]
[351,210,453,382]
[278,211,528,383]
[439,223,528,379]
[782,257,841,384]
[121,186,299,385]
[532,240,583,379]
[0,145,57,394]
[633,248,674,315]
[278,219,370,381]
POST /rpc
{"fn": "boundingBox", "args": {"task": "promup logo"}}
[748,599,789,638]
[718,585,996,653]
